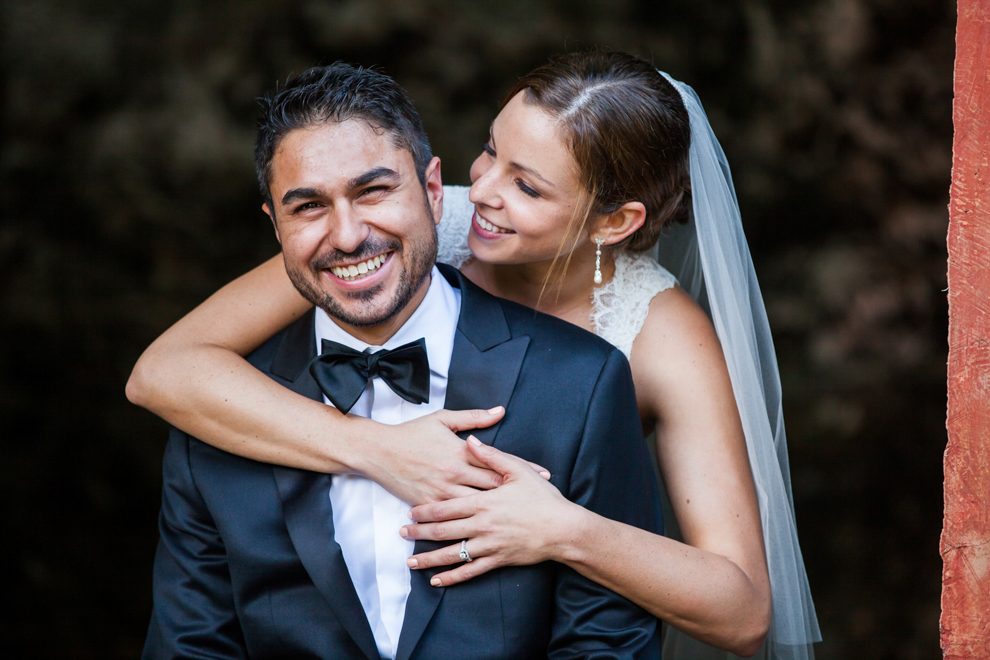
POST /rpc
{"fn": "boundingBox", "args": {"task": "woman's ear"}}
[595,201,646,246]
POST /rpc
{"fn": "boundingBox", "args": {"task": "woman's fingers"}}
[459,465,504,490]
[526,461,552,480]
[459,435,549,479]
[400,516,476,542]
[407,495,480,523]
[435,407,505,433]
[406,540,468,570]
[466,436,550,479]
[444,484,486,500]
[405,540,500,587]
[428,557,500,587]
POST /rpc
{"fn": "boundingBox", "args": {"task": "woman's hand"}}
[399,437,577,587]
[353,408,550,506]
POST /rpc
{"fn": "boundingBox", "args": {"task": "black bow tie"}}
[309,338,431,414]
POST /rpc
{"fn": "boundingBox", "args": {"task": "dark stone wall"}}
[0,1,952,657]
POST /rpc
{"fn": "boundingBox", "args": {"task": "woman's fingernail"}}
[406,510,414,520]
[539,470,551,479]
[400,527,410,538]
[468,436,482,446]
[430,577,442,587]
[488,406,504,414]
[407,558,419,569]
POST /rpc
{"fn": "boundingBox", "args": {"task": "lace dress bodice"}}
[436,185,476,269]
[438,185,676,358]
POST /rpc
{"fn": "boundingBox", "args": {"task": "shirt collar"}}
[314,266,461,379]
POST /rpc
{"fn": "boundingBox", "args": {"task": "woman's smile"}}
[471,211,515,239]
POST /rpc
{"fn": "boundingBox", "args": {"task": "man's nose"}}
[328,204,371,253]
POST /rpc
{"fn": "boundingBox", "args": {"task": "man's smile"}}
[323,251,396,289]
[329,251,393,282]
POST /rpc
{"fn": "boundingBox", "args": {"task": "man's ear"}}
[424,156,444,225]
[263,203,282,244]
[595,201,646,246]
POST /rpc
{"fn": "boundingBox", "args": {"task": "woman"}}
[127,51,818,658]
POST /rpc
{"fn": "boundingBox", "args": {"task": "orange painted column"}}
[942,0,990,657]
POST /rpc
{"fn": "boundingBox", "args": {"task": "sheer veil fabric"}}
[656,73,821,660]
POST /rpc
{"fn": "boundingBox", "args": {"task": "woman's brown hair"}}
[499,50,691,289]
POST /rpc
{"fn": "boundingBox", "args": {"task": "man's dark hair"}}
[254,62,433,210]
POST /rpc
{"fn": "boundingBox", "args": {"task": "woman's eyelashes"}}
[516,181,541,198]
[481,142,542,199]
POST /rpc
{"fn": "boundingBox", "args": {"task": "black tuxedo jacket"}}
[143,264,663,660]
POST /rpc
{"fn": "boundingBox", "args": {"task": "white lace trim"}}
[437,185,474,268]
[437,185,676,359]
[591,251,677,359]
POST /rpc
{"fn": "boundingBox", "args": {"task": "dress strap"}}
[591,251,677,359]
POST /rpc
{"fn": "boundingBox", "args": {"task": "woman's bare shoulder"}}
[629,285,728,413]
[636,285,720,356]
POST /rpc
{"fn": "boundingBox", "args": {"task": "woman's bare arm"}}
[126,254,510,504]
[564,286,770,653]
[402,287,771,655]
[127,255,316,458]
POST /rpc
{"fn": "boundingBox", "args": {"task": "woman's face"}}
[467,91,590,266]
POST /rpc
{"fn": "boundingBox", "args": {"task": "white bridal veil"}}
[655,73,822,660]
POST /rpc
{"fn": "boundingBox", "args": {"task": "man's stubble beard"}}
[284,206,438,329]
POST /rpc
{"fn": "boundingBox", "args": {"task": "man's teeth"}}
[477,216,512,234]
[331,253,390,281]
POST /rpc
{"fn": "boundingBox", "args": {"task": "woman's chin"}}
[466,233,525,266]
[466,231,509,264]
[467,231,561,268]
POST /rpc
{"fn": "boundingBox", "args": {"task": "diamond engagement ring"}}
[458,539,473,562]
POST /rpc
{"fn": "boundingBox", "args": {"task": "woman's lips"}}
[472,212,514,239]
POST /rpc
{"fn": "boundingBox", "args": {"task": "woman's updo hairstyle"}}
[499,50,691,253]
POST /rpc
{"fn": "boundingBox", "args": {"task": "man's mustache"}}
[311,238,402,271]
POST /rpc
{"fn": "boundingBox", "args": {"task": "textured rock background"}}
[0,0,952,657]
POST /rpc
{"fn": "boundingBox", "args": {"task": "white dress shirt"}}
[314,266,461,660]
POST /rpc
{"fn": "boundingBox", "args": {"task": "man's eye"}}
[360,186,389,196]
[482,143,496,157]
[296,202,322,212]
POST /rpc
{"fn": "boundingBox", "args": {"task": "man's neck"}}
[327,272,432,346]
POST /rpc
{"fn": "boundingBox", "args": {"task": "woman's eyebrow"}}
[511,161,554,188]
[490,123,554,189]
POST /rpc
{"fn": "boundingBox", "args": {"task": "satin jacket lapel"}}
[396,265,530,660]
[441,264,530,449]
[269,309,380,660]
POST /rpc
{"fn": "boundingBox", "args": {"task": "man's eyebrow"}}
[347,166,400,190]
[281,187,327,206]
[489,123,555,189]
[279,168,400,206]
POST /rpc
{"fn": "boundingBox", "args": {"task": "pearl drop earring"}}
[593,237,605,285]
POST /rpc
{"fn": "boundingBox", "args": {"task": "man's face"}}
[264,120,443,336]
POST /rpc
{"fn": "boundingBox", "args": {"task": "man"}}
[143,62,663,659]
